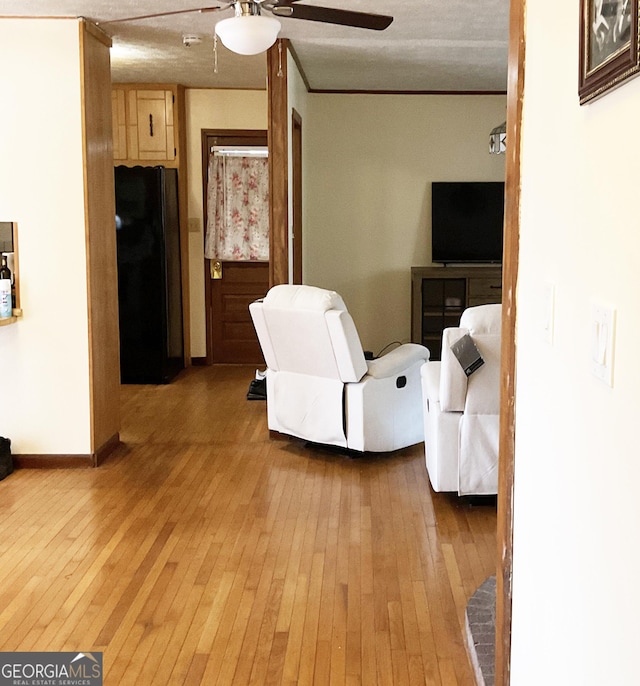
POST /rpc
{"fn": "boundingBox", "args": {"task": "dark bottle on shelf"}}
[0,255,11,318]
[2,256,16,308]
[0,255,10,282]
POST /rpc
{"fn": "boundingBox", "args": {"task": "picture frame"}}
[579,0,640,104]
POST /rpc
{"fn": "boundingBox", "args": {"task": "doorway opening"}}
[201,129,270,365]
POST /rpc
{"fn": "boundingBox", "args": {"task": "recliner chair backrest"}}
[460,303,502,335]
[250,285,368,382]
[440,304,502,413]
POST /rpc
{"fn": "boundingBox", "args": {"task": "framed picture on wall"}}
[579,0,640,104]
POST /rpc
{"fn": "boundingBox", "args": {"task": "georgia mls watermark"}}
[0,653,102,686]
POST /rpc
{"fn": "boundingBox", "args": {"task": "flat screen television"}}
[431,181,505,264]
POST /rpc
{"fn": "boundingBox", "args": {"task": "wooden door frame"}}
[201,129,268,365]
[496,0,525,683]
[292,109,303,284]
[267,39,289,287]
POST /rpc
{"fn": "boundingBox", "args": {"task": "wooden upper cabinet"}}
[112,85,178,166]
[111,89,127,161]
[129,89,175,161]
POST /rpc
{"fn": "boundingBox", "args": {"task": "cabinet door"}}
[468,276,502,306]
[421,278,465,360]
[128,90,175,161]
[111,89,127,161]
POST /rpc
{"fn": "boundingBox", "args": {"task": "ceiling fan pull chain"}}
[213,32,219,74]
[277,39,283,78]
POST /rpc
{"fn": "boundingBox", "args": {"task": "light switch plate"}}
[591,303,615,386]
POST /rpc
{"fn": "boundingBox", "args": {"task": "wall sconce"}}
[489,121,506,154]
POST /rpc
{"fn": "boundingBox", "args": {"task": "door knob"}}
[210,260,222,279]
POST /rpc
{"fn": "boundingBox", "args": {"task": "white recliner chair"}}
[249,284,430,452]
[420,304,501,495]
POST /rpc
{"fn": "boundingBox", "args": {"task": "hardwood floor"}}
[0,365,496,685]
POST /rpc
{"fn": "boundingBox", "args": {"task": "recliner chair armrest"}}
[366,343,429,379]
[420,361,441,402]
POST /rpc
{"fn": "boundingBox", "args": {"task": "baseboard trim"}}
[191,357,208,366]
[95,433,121,466]
[13,432,121,469]
[13,454,95,469]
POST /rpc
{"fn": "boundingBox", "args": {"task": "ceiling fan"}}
[100,1,394,55]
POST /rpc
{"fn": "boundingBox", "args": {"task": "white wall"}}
[304,94,506,353]
[184,88,268,358]
[0,19,91,454]
[510,1,640,684]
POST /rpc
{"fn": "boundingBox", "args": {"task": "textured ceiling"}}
[0,0,509,92]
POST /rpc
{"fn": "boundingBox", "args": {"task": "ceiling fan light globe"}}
[215,15,281,55]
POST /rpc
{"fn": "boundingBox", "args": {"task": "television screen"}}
[431,182,504,264]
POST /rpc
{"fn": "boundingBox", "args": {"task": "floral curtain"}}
[204,154,269,261]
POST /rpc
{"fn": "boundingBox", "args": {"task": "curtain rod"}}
[211,146,268,158]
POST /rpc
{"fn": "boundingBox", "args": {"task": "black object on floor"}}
[0,436,13,480]
[247,378,267,400]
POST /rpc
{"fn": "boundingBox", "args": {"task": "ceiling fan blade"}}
[98,5,227,26]
[268,3,393,30]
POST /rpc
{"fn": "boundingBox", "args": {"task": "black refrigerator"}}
[115,165,184,384]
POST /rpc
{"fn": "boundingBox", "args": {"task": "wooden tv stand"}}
[411,266,502,360]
